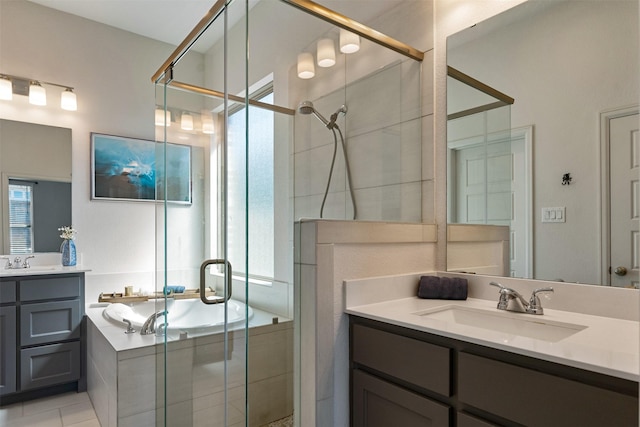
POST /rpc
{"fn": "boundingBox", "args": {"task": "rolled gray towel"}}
[418,276,468,300]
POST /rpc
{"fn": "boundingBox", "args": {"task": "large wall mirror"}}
[446,0,639,287]
[0,119,72,254]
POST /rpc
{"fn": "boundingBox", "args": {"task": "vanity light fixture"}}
[28,81,47,106]
[181,112,194,131]
[297,52,315,79]
[317,38,336,67]
[60,88,77,111]
[156,107,214,134]
[339,29,360,54]
[0,76,12,100]
[0,73,78,111]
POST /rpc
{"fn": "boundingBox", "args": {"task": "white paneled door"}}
[609,111,640,288]
[452,128,531,279]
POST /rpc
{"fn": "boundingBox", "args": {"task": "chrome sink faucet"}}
[1,256,35,269]
[489,282,553,315]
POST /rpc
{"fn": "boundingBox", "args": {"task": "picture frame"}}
[90,133,192,204]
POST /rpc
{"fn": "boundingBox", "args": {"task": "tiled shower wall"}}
[293,59,425,222]
[292,1,435,225]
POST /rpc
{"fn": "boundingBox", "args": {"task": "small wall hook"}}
[562,173,572,185]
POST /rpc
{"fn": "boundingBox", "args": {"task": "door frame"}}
[599,105,639,286]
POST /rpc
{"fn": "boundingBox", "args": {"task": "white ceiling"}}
[28,0,225,52]
[28,0,403,53]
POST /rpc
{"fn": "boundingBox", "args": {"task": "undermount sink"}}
[413,305,587,343]
[2,266,59,272]
[25,266,60,271]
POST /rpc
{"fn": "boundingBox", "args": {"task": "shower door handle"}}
[199,259,232,305]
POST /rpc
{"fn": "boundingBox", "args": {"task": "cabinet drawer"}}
[21,300,81,346]
[20,341,80,390]
[20,276,81,302]
[353,369,450,427]
[0,280,17,303]
[352,324,451,396]
[458,352,638,427]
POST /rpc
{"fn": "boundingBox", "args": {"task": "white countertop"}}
[346,296,639,381]
[0,266,90,277]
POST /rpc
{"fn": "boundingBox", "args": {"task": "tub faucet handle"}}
[123,318,136,334]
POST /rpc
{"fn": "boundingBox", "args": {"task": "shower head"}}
[297,100,316,115]
[297,100,330,127]
[297,100,347,129]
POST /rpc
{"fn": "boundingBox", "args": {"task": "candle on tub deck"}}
[124,285,134,296]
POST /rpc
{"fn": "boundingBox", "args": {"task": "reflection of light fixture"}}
[201,111,214,134]
[155,108,171,127]
[0,76,12,100]
[317,38,336,67]
[29,81,47,106]
[0,73,77,110]
[297,53,315,79]
[60,88,77,111]
[340,29,360,54]
[181,112,193,130]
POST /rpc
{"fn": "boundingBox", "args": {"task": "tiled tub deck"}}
[86,303,293,427]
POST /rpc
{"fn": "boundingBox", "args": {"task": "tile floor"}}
[0,391,99,427]
[0,391,293,427]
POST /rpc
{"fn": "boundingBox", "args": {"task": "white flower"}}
[58,226,77,240]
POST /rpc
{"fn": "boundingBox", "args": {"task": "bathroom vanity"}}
[346,274,639,427]
[350,317,638,426]
[0,270,86,404]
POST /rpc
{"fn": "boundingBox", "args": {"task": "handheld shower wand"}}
[297,101,347,129]
[297,100,357,220]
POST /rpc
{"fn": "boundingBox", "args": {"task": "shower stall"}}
[151,0,425,425]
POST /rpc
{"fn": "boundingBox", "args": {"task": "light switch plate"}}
[542,207,566,223]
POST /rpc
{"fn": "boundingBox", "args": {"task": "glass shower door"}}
[154,0,250,425]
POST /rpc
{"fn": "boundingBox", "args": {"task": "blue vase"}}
[61,239,77,266]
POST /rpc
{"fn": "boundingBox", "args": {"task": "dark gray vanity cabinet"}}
[0,273,85,403]
[350,316,639,427]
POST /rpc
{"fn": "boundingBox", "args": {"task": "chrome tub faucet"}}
[490,282,553,315]
[140,310,167,335]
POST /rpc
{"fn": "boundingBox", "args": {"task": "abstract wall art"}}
[91,133,191,204]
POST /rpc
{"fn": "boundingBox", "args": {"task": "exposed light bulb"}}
[0,77,12,101]
[340,29,360,54]
[29,81,46,106]
[317,38,336,68]
[60,88,77,111]
[181,112,193,131]
[297,52,315,79]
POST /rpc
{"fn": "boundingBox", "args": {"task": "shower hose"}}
[320,125,357,220]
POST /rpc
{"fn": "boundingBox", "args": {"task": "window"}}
[227,88,274,279]
[8,181,34,254]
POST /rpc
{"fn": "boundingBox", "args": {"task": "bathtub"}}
[103,298,253,335]
[87,300,292,426]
